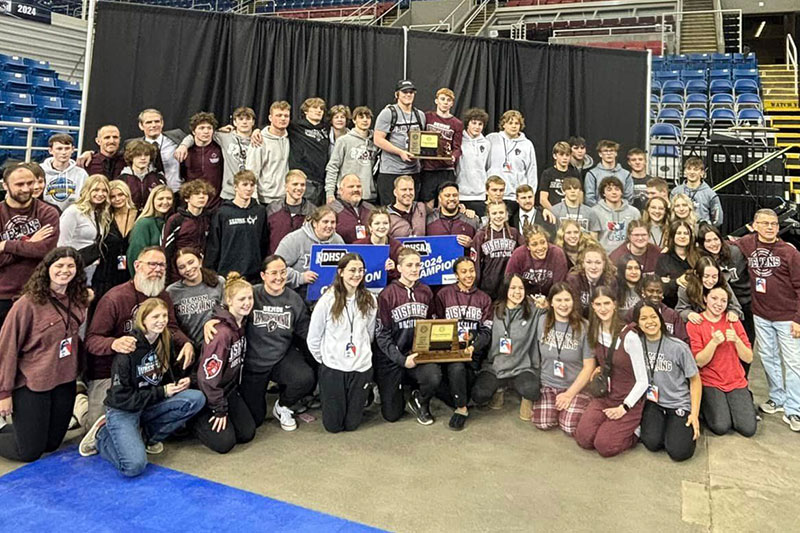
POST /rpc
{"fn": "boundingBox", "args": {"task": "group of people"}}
[0,80,798,478]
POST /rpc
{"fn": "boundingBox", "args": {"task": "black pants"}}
[431,362,469,409]
[640,401,696,462]
[372,352,442,422]
[303,180,325,207]
[193,390,256,454]
[318,365,372,433]
[0,382,76,462]
[419,169,455,204]
[740,303,755,376]
[376,172,420,206]
[701,386,757,437]
[0,299,13,332]
[240,348,315,427]
[471,371,540,406]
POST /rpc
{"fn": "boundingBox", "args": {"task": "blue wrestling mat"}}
[0,448,381,533]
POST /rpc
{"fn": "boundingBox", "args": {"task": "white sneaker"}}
[145,441,164,454]
[79,415,106,457]
[760,400,784,415]
[272,401,297,431]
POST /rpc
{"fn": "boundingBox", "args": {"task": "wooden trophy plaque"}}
[412,319,471,364]
[408,130,452,161]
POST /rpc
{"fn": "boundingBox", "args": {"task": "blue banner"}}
[307,244,389,301]
[397,235,463,286]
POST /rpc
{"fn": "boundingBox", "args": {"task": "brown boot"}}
[519,398,534,421]
[488,389,504,410]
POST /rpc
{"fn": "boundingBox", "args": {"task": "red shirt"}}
[687,316,750,392]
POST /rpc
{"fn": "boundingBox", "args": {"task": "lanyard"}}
[649,226,663,248]
[503,307,515,337]
[565,204,582,222]
[553,321,570,360]
[644,335,664,378]
[48,295,76,336]
[343,299,356,344]
[502,138,516,165]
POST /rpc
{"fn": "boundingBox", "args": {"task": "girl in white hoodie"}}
[486,110,537,202]
[308,253,377,433]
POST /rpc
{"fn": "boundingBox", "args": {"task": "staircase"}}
[463,1,495,36]
[376,2,408,26]
[760,64,800,194]
[679,0,719,54]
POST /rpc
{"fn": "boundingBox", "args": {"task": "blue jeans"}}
[754,316,800,416]
[96,390,205,477]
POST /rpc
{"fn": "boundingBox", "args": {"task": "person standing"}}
[85,125,125,180]
[472,201,525,300]
[162,179,213,283]
[126,185,174,277]
[420,88,464,204]
[329,174,374,244]
[118,140,167,211]
[92,180,136,301]
[325,106,378,204]
[41,134,88,213]
[456,108,491,216]
[265,170,315,255]
[179,112,224,210]
[288,98,330,206]
[133,108,187,192]
[486,110,537,206]
[247,101,291,205]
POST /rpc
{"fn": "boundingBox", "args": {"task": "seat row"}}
[652,108,764,129]
[652,52,757,72]
[651,93,762,113]
[0,92,81,121]
[652,79,760,99]
[0,72,82,100]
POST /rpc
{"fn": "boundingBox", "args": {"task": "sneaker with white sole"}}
[759,400,784,415]
[783,414,800,432]
[273,401,297,431]
[79,415,106,457]
[145,441,164,454]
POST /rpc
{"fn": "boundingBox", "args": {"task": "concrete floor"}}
[1,357,797,532]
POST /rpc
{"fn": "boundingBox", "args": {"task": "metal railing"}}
[408,23,451,32]
[341,0,379,23]
[369,0,404,26]
[461,0,492,35]
[666,9,742,55]
[0,120,80,162]
[787,33,798,97]
[428,0,469,33]
[552,23,670,38]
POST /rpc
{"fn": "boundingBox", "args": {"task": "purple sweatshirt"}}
[505,244,569,296]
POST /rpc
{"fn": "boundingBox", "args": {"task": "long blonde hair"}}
[108,179,137,212]
[133,298,172,373]
[669,193,698,229]
[555,219,596,251]
[137,185,173,221]
[74,174,112,238]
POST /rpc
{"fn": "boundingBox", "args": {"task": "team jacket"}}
[426,208,479,241]
[505,244,569,296]
[388,202,427,238]
[265,198,316,255]
[471,225,525,300]
[375,280,433,367]
[433,284,493,357]
[119,167,167,211]
[609,243,662,276]
[162,207,211,282]
[87,151,125,180]
[180,141,224,209]
[330,199,374,244]
[198,308,246,416]
[288,117,330,185]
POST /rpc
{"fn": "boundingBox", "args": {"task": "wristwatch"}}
[621,403,630,412]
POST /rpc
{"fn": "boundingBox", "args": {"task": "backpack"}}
[374,104,425,176]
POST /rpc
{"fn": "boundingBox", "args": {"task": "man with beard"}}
[0,163,60,328]
[426,182,479,250]
[85,125,125,179]
[85,246,194,426]
[329,174,374,244]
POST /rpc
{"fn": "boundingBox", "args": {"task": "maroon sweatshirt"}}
[87,151,125,180]
[505,244,569,296]
[197,307,246,415]
[85,280,191,380]
[609,242,661,275]
[388,202,427,238]
[375,280,433,366]
[566,271,618,315]
[330,199,374,244]
[162,207,211,283]
[265,198,315,255]
[433,284,493,354]
[0,291,86,399]
[0,199,60,299]
[426,209,479,241]
[472,225,525,300]
[734,232,800,323]
[422,112,463,171]
[354,236,403,281]
[180,141,223,210]
[120,170,167,211]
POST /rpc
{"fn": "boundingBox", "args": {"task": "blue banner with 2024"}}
[397,235,463,286]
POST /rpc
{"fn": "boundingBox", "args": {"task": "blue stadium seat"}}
[22,58,56,78]
[733,53,757,68]
[33,95,68,119]
[655,70,680,82]
[660,93,684,110]
[710,93,734,111]
[685,80,708,95]
[653,56,665,71]
[736,93,762,110]
[709,79,733,95]
[657,108,683,126]
[737,108,764,126]
[30,75,60,96]
[683,108,708,128]
[2,92,37,116]
[651,80,662,95]
[733,79,759,96]
[711,53,732,69]
[685,93,708,110]
[2,116,40,158]
[57,79,82,99]
[650,122,681,140]
[710,108,736,128]
[0,72,31,92]
[0,54,28,74]
[661,80,685,96]
[709,69,731,81]
[733,68,759,81]
[650,94,660,110]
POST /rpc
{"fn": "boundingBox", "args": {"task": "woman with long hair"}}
[635,302,702,462]
[505,225,569,297]
[471,273,543,420]
[656,220,700,308]
[0,247,90,462]
[530,282,595,435]
[641,196,670,249]
[308,253,377,433]
[92,180,137,301]
[126,185,174,276]
[687,286,756,437]
[472,201,525,300]
[669,193,699,232]
[195,273,256,453]
[566,242,617,316]
[616,255,643,314]
[166,247,224,354]
[79,298,205,477]
[574,287,648,457]
[353,207,403,282]
[676,256,743,325]
[433,257,491,430]
[555,219,594,269]
[57,174,111,285]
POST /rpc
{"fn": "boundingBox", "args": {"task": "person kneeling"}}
[194,273,256,453]
[635,302,702,462]
[80,298,205,476]
[308,253,376,433]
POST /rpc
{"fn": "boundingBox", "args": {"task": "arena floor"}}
[0,356,795,533]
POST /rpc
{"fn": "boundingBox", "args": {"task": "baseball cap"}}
[395,80,416,92]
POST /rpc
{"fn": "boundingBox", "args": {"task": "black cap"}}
[395,79,416,91]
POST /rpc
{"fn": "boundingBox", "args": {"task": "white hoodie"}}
[485,131,537,201]
[245,128,290,204]
[41,157,88,213]
[307,290,376,373]
[456,131,491,201]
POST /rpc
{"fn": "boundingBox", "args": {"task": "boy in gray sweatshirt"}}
[591,176,641,253]
[584,139,633,207]
[325,106,378,202]
[670,157,723,227]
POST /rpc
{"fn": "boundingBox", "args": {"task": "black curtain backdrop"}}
[86,2,647,164]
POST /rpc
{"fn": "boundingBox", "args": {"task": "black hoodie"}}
[205,199,268,281]
[198,308,246,416]
[288,117,329,185]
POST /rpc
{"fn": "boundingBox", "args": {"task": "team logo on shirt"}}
[606,221,627,242]
[349,146,376,166]
[136,350,163,386]
[45,176,77,202]
[0,214,41,241]
[203,354,223,380]
[252,307,292,331]
[748,249,781,277]
[209,152,220,164]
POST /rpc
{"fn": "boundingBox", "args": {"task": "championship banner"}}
[307,244,389,301]
[397,235,463,286]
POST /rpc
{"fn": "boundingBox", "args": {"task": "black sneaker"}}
[448,412,468,431]
[363,384,375,409]
[407,390,434,426]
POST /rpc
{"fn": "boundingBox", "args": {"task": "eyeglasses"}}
[143,261,167,270]
[756,221,779,227]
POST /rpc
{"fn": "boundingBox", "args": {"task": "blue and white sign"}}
[397,235,463,286]
[307,244,389,301]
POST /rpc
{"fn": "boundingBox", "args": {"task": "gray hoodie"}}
[324,129,378,201]
[584,163,633,207]
[41,157,88,213]
[246,129,290,204]
[483,306,543,379]
[456,131,491,201]
[274,221,345,290]
[308,290,376,373]
[591,199,641,253]
[670,181,723,227]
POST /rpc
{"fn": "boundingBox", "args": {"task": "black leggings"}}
[372,353,442,422]
[471,371,540,406]
[318,365,372,433]
[701,386,757,437]
[640,401,696,462]
[240,347,315,427]
[0,382,76,462]
[193,390,256,454]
